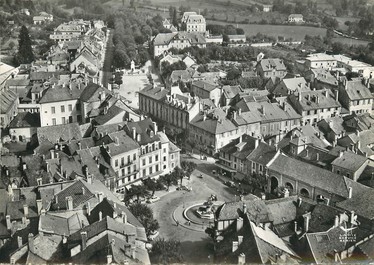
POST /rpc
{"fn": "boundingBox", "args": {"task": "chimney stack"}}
[107,255,113,265]
[122,211,127,224]
[153,121,158,133]
[255,138,259,149]
[98,192,104,202]
[81,231,87,250]
[348,186,352,199]
[238,236,243,245]
[66,196,73,210]
[303,213,310,232]
[99,211,103,221]
[28,233,34,253]
[87,202,91,216]
[36,199,42,215]
[6,215,11,230]
[294,221,298,232]
[238,253,246,265]
[23,204,29,217]
[17,236,22,248]
[242,203,247,214]
[232,241,239,252]
[236,217,243,232]
[334,215,339,228]
[132,127,136,140]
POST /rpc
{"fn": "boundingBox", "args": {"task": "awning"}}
[216,163,237,173]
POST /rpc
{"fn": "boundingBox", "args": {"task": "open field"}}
[207,20,370,46]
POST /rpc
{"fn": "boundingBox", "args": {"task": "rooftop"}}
[9,112,40,128]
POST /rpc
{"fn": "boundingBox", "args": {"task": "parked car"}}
[225,181,235,187]
[146,196,160,203]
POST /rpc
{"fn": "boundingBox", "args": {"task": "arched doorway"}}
[285,182,294,195]
[300,188,310,198]
[270,176,278,194]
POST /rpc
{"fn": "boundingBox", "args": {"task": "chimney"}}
[261,105,265,115]
[294,221,298,232]
[132,127,136,140]
[77,141,82,150]
[236,217,243,231]
[334,215,340,228]
[284,188,289,198]
[98,192,104,202]
[306,149,309,157]
[348,187,352,199]
[238,253,246,265]
[238,135,242,143]
[255,138,259,149]
[324,89,328,98]
[131,246,136,259]
[298,197,302,207]
[17,236,22,248]
[242,203,247,214]
[82,187,85,195]
[137,134,141,142]
[107,255,113,265]
[153,121,158,133]
[87,174,93,184]
[87,202,91,216]
[37,178,42,186]
[334,89,339,100]
[357,140,361,150]
[334,250,340,262]
[350,210,356,225]
[23,204,29,217]
[316,152,320,161]
[36,199,42,215]
[99,211,103,221]
[66,196,73,210]
[238,108,242,115]
[28,233,34,253]
[238,236,243,245]
[233,111,237,120]
[232,241,239,252]
[339,151,343,158]
[81,231,87,250]
[303,213,310,232]
[261,193,266,200]
[122,211,127,224]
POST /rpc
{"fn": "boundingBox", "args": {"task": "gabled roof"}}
[246,142,277,165]
[39,212,86,236]
[139,85,169,101]
[273,77,309,96]
[331,151,367,172]
[104,131,139,157]
[125,118,160,145]
[9,112,40,128]
[289,89,341,111]
[268,154,350,198]
[79,82,103,102]
[39,82,84,103]
[336,188,374,220]
[37,123,82,143]
[220,134,258,160]
[190,109,237,134]
[341,79,373,100]
[258,58,286,72]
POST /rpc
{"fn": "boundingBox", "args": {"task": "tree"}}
[15,25,34,65]
[128,184,149,201]
[150,238,184,264]
[128,203,160,236]
[160,173,178,190]
[143,178,163,196]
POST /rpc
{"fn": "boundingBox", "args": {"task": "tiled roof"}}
[79,83,102,102]
[0,89,17,114]
[37,123,82,143]
[6,78,30,87]
[273,77,309,96]
[306,53,335,62]
[170,69,193,83]
[318,116,345,135]
[331,151,367,172]
[336,188,374,220]
[338,130,374,156]
[29,72,59,81]
[50,180,95,210]
[310,68,338,86]
[192,79,218,92]
[222,85,243,99]
[247,143,277,165]
[67,138,96,155]
[258,58,286,72]
[268,154,350,198]
[139,85,169,101]
[190,109,237,134]
[9,112,40,128]
[39,82,84,103]
[220,134,258,160]
[39,212,86,236]
[215,195,260,221]
[153,33,177,46]
[67,216,136,248]
[343,80,373,100]
[289,88,341,111]
[125,118,160,145]
[104,131,139,156]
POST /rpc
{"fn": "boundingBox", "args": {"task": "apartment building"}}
[338,78,373,114]
[289,88,341,125]
[256,58,287,79]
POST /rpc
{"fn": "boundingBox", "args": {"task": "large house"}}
[304,53,337,69]
[182,12,206,33]
[288,88,341,125]
[338,78,373,114]
[256,58,287,79]
[191,80,221,106]
[153,32,206,57]
[288,14,304,23]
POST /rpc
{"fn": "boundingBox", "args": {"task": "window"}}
[171,154,174,159]
[121,157,124,167]
[156,165,159,172]
[143,169,146,176]
[163,165,167,169]
[68,104,72,111]
[115,159,118,167]
[127,155,130,164]
[76,103,81,111]
[133,165,136,172]
[149,166,153,174]
[149,156,152,163]
[142,159,146,166]
[121,168,125,176]
[62,117,66,124]
[51,107,55,114]
[127,167,131,174]
[155,155,159,161]
[52,118,56,125]
[133,153,136,160]
[61,105,65,113]
[163,156,166,161]
[163,148,166,153]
